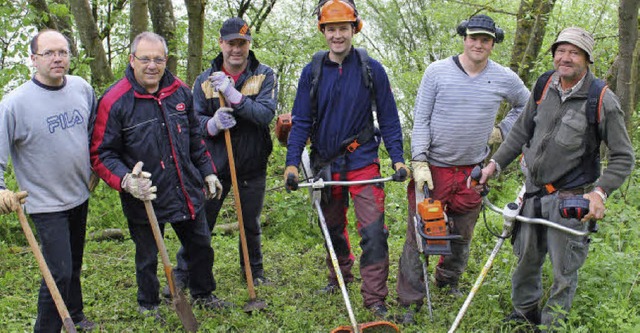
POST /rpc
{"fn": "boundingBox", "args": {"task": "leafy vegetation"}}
[1,143,639,332]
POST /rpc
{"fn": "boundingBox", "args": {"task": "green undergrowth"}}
[1,144,639,332]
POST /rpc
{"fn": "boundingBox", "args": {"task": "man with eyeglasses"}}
[0,29,96,332]
[91,31,229,321]
[170,17,277,291]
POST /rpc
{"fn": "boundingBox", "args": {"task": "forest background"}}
[0,0,639,332]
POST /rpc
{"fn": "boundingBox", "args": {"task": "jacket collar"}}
[125,64,180,96]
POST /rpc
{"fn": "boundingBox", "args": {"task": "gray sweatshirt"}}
[0,75,96,213]
[411,56,530,166]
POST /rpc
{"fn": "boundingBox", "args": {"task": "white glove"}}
[121,161,157,201]
[412,161,434,190]
[488,127,503,145]
[204,174,223,200]
[206,107,236,136]
[209,71,243,105]
[0,190,27,215]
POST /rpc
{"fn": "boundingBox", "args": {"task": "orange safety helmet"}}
[317,0,363,33]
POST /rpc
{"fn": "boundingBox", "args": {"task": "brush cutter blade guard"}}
[331,321,400,333]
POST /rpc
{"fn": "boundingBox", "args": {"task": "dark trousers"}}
[31,201,88,333]
[320,164,389,308]
[127,210,214,308]
[174,174,266,283]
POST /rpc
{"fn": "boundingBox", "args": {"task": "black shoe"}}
[253,275,274,286]
[504,309,541,325]
[75,318,96,331]
[394,304,419,325]
[193,294,232,310]
[367,303,388,319]
[138,305,164,323]
[316,282,340,295]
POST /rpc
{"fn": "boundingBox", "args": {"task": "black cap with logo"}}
[220,17,252,41]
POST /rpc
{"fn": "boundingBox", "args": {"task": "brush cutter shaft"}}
[314,199,360,333]
[16,205,77,333]
[298,177,393,189]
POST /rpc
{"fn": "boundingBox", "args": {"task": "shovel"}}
[143,195,198,331]
[219,94,267,312]
[14,192,77,333]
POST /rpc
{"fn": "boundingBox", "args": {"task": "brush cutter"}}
[448,169,590,333]
[13,192,77,333]
[294,170,404,333]
[219,93,267,313]
[413,183,462,321]
[137,163,198,332]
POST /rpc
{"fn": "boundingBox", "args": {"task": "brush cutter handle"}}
[16,201,77,333]
[483,197,589,236]
[297,177,393,189]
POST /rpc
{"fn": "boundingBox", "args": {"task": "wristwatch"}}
[593,187,607,203]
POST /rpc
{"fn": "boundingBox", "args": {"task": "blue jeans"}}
[127,210,214,308]
[31,201,89,333]
[174,174,266,284]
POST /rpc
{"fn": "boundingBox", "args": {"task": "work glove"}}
[89,171,100,192]
[0,190,27,215]
[284,165,299,192]
[412,161,434,190]
[204,174,223,200]
[121,161,157,201]
[209,71,243,105]
[487,127,503,145]
[392,162,411,182]
[206,107,236,136]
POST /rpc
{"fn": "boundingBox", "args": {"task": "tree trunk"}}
[510,0,557,87]
[616,0,639,130]
[68,0,114,88]
[130,0,149,45]
[148,0,177,74]
[184,0,206,86]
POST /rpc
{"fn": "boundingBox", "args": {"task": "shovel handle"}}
[16,203,77,333]
[219,94,258,300]
[143,200,175,292]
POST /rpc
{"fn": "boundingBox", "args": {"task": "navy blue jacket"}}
[91,66,215,223]
[285,48,404,172]
[193,51,277,180]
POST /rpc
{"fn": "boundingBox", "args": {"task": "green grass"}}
[1,149,639,332]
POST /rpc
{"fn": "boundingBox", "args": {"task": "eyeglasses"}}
[34,50,70,59]
[133,54,167,65]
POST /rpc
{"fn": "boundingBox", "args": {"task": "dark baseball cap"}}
[220,17,252,41]
[466,15,497,38]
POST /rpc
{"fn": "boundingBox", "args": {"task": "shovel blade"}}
[172,288,199,332]
[243,298,267,313]
[331,321,400,333]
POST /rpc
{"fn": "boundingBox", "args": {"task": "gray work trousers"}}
[511,192,590,328]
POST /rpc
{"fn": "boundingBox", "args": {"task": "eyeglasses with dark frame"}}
[34,50,70,59]
[133,54,167,65]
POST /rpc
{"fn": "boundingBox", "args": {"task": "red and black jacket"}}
[91,65,216,223]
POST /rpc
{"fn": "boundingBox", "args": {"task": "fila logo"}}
[176,103,186,111]
[239,24,249,36]
[47,109,85,133]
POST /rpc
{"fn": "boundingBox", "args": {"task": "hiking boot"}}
[75,317,96,331]
[367,303,388,319]
[394,305,419,325]
[193,294,233,310]
[138,305,164,324]
[503,308,541,325]
[436,280,464,298]
[253,275,274,286]
[316,282,340,295]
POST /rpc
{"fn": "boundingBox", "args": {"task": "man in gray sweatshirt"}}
[0,30,96,332]
[396,14,530,323]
